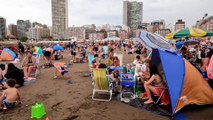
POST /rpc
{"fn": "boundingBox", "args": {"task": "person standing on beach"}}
[18,42,25,60]
[43,47,54,66]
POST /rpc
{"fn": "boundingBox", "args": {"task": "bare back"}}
[4,88,19,103]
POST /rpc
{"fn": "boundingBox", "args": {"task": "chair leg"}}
[155,89,165,104]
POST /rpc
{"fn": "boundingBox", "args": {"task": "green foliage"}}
[20,37,28,42]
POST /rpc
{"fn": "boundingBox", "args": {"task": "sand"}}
[0,50,212,120]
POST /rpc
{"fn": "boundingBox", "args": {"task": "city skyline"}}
[0,0,213,27]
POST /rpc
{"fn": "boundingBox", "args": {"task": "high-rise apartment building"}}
[0,17,6,39]
[51,0,68,39]
[17,20,31,38]
[8,24,17,37]
[123,1,143,29]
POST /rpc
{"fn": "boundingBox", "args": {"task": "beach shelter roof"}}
[138,31,174,51]
[0,48,16,61]
[152,49,213,115]
[165,27,213,39]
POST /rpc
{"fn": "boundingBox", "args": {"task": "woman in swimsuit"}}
[22,51,36,79]
[143,66,165,104]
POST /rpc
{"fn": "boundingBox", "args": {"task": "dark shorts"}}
[2,97,16,108]
[43,50,51,57]
[71,51,76,56]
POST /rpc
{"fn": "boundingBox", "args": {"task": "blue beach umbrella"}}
[175,41,184,50]
[52,45,64,51]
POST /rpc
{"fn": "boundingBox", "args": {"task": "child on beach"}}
[0,79,21,110]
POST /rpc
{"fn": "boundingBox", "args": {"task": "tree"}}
[20,37,28,42]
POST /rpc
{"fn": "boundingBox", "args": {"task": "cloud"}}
[0,0,212,27]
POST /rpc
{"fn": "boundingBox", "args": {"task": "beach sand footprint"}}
[51,101,64,111]
[63,115,79,120]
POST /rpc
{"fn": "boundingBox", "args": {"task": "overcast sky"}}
[0,0,212,27]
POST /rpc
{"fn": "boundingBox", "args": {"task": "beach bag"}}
[206,55,213,80]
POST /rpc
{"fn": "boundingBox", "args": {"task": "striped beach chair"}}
[92,69,112,102]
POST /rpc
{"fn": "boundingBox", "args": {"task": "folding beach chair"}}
[92,69,113,102]
[154,87,169,105]
[153,64,169,105]
[120,73,135,103]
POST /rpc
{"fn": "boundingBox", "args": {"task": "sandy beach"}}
[0,50,213,120]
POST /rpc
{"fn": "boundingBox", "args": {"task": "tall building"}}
[28,25,50,40]
[32,22,43,28]
[0,17,6,39]
[123,1,143,29]
[151,20,165,32]
[17,20,31,39]
[67,27,86,40]
[28,26,43,40]
[175,19,185,31]
[8,24,17,37]
[196,14,213,32]
[51,0,68,40]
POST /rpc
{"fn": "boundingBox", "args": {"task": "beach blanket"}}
[129,98,171,117]
[24,77,36,85]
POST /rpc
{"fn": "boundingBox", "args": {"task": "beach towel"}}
[24,77,36,85]
[129,98,171,116]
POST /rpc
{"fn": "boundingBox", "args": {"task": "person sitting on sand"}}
[109,56,121,88]
[143,67,169,105]
[133,55,141,66]
[4,63,24,88]
[99,47,104,59]
[22,51,36,79]
[106,52,114,66]
[92,54,100,68]
[112,56,120,67]
[53,63,69,79]
[139,60,151,83]
[0,79,21,110]
[74,50,85,63]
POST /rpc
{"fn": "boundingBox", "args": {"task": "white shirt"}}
[133,60,141,65]
[135,63,146,76]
